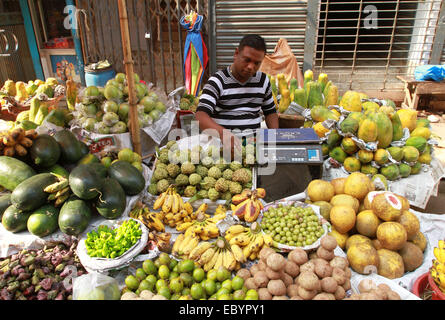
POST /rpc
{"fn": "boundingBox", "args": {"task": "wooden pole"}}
[117,0,141,155]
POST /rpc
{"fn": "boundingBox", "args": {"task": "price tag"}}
[89,137,115,153]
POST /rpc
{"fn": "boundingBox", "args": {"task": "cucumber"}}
[96,178,126,220]
[2,205,32,233]
[69,164,104,200]
[29,134,61,168]
[58,196,91,236]
[10,173,58,212]
[0,156,36,191]
[0,194,12,218]
[108,161,145,196]
[53,130,83,164]
[27,204,60,237]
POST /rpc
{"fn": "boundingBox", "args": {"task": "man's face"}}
[233,46,265,81]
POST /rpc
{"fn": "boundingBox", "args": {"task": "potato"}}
[287,284,299,298]
[288,248,308,265]
[316,246,335,261]
[284,260,300,277]
[299,260,315,273]
[259,246,276,262]
[334,285,346,300]
[313,293,336,300]
[272,295,289,300]
[314,259,333,278]
[253,271,269,288]
[329,256,349,270]
[139,290,154,300]
[250,264,261,276]
[342,278,351,291]
[121,292,138,300]
[267,253,286,271]
[258,287,272,300]
[320,277,338,293]
[257,260,267,271]
[387,290,401,300]
[377,283,392,292]
[265,266,283,280]
[321,235,338,251]
[290,295,303,300]
[373,287,388,300]
[309,252,318,260]
[245,277,258,290]
[344,267,352,279]
[297,286,318,300]
[267,279,287,296]
[236,268,251,280]
[332,267,346,285]
[281,272,294,287]
[358,279,377,293]
[298,271,320,291]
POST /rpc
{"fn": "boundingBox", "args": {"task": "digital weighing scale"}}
[242,128,324,203]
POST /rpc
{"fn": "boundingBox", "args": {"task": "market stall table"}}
[397,75,445,110]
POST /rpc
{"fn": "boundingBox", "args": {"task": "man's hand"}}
[222,130,242,161]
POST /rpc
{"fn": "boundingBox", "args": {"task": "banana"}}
[204,249,220,272]
[164,212,174,222]
[227,251,237,271]
[196,203,208,214]
[199,247,216,265]
[183,236,200,256]
[44,179,69,193]
[54,193,69,207]
[205,225,220,238]
[226,224,246,236]
[153,191,168,210]
[55,186,70,198]
[252,234,264,250]
[439,240,444,250]
[242,241,256,260]
[171,192,179,214]
[162,192,173,212]
[183,202,194,215]
[434,247,445,263]
[189,241,213,261]
[229,233,251,246]
[172,234,185,256]
[263,234,275,247]
[230,244,246,263]
[222,250,231,269]
[143,215,165,232]
[176,221,193,232]
[249,251,257,260]
[214,249,225,269]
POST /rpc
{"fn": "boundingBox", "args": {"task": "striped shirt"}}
[196,67,276,130]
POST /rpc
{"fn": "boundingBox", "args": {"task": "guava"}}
[110,121,127,134]
[103,112,120,126]
[102,100,118,113]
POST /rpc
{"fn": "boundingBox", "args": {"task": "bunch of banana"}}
[224,222,275,261]
[176,205,227,241]
[195,238,241,272]
[130,204,166,233]
[431,240,445,293]
[171,232,200,259]
[148,231,172,252]
[231,188,266,223]
[44,174,72,207]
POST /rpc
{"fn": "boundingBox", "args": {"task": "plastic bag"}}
[73,272,121,300]
[414,65,445,82]
[260,38,304,86]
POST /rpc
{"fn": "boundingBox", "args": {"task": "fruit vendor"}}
[195,34,279,155]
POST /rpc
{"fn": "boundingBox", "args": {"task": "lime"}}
[169,277,184,294]
[193,267,205,283]
[158,286,171,299]
[124,275,139,291]
[215,282,222,291]
[101,157,112,168]
[178,259,195,273]
[159,252,171,266]
[217,293,232,300]
[169,259,178,270]
[207,269,217,281]
[171,293,181,300]
[135,268,147,281]
[190,283,204,300]
[233,289,246,300]
[169,271,179,281]
[179,273,193,287]
[216,266,231,282]
[142,259,157,275]
[181,288,191,296]
[178,295,192,300]
[221,279,232,291]
[158,265,170,280]
[118,148,134,163]
[154,258,162,268]
[145,274,157,287]
[231,276,244,291]
[245,289,259,300]
[216,287,230,298]
[138,279,153,292]
[203,279,217,296]
[155,279,168,292]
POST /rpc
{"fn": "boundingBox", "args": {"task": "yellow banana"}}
[439,240,445,250]
[204,249,220,272]
[249,251,258,260]
[183,236,200,256]
[164,212,174,222]
[226,224,246,236]
[214,249,225,269]
[183,202,194,215]
[222,250,231,269]
[189,241,213,261]
[204,225,220,238]
[263,234,275,247]
[434,247,445,263]
[229,233,251,246]
[224,232,236,242]
[171,193,179,214]
[242,241,256,260]
[162,192,173,212]
[153,191,168,210]
[228,251,237,271]
[252,234,264,250]
[199,247,216,265]
[172,234,185,256]
[230,244,246,263]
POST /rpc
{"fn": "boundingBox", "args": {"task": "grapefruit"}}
[330,194,360,213]
[347,243,380,275]
[376,222,407,251]
[330,177,347,195]
[330,206,356,234]
[344,172,373,201]
[307,179,335,202]
[377,249,405,279]
[398,242,424,272]
[410,231,427,252]
[345,234,372,252]
[328,227,348,250]
[371,192,402,222]
[356,210,381,238]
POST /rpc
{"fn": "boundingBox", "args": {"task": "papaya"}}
[311,105,339,122]
[362,101,380,113]
[410,162,422,175]
[324,84,338,107]
[397,109,417,132]
[317,73,329,93]
[380,164,400,181]
[303,120,313,128]
[387,146,403,162]
[398,163,411,178]
[313,121,330,138]
[385,99,396,109]
[339,91,362,112]
[405,136,427,153]
[303,70,314,87]
[416,118,430,128]
[293,88,307,108]
[321,143,329,156]
[358,118,378,142]
[16,110,30,122]
[44,109,66,127]
[410,127,431,140]
[340,117,359,135]
[358,149,374,164]
[278,88,291,113]
[402,146,419,163]
[374,149,389,165]
[306,81,324,108]
[372,174,389,191]
[326,130,342,150]
[289,78,298,101]
[344,157,361,173]
[34,103,49,125]
[390,112,404,141]
[348,112,366,126]
[341,137,358,155]
[329,146,348,163]
[369,112,393,148]
[418,152,432,165]
[28,97,41,123]
[361,164,378,175]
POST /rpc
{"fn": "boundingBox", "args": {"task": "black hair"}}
[238,34,267,54]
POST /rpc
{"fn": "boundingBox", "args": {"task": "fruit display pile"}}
[121,253,258,300]
[148,140,255,202]
[0,129,145,238]
[178,93,200,112]
[431,240,445,294]
[306,173,426,279]
[72,72,168,134]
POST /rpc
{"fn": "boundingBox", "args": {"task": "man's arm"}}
[195,111,225,138]
[265,112,279,129]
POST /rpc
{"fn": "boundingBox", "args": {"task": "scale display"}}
[257,128,320,145]
[257,144,323,164]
